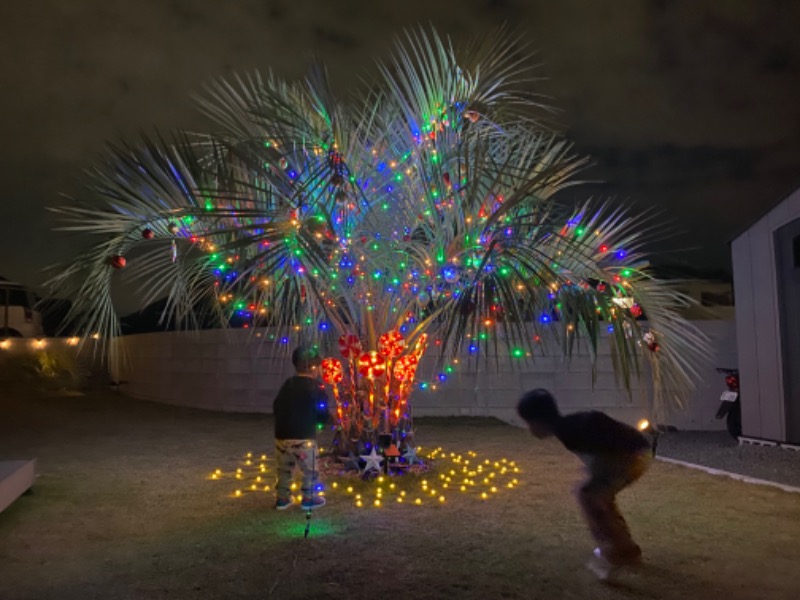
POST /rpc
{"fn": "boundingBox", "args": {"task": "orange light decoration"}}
[393,354,418,382]
[321,357,345,422]
[412,333,429,359]
[357,351,387,379]
[378,330,405,426]
[378,330,405,358]
[321,358,344,384]
[338,334,362,358]
[358,350,386,379]
[357,351,386,420]
[392,353,420,425]
[323,330,428,453]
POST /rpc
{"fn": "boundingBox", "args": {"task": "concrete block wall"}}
[115,320,736,431]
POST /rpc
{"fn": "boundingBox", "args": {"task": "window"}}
[3,288,31,308]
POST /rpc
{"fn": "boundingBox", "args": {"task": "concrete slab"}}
[0,459,36,513]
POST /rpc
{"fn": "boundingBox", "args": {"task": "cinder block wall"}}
[115,321,736,430]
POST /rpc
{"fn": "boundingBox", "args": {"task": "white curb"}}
[738,436,800,451]
[656,456,800,494]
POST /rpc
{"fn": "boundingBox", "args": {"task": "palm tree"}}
[47,27,708,455]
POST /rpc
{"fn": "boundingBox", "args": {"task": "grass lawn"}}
[1,388,799,600]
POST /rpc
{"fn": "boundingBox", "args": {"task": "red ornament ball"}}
[109,255,127,269]
[142,228,154,240]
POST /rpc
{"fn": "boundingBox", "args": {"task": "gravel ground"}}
[655,430,800,489]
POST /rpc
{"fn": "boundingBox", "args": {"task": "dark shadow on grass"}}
[415,416,514,428]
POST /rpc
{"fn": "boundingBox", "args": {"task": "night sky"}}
[2,0,799,293]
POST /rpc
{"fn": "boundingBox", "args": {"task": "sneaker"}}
[586,548,618,582]
[275,497,293,510]
[301,496,326,510]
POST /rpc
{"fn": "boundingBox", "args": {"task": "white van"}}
[0,278,44,338]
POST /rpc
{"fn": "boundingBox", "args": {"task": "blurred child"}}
[273,347,330,510]
[517,389,652,581]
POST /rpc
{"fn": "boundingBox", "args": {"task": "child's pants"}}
[275,439,319,501]
[576,449,652,564]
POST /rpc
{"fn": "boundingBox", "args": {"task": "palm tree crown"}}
[48,27,708,435]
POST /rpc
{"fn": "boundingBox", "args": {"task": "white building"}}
[731,186,800,444]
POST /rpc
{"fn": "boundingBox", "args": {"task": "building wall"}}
[731,187,800,443]
[670,280,735,321]
[113,321,736,431]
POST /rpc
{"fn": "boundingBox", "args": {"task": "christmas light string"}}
[47,27,709,441]
[212,446,522,510]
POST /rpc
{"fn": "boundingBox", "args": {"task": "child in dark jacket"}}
[273,347,330,511]
[517,389,652,581]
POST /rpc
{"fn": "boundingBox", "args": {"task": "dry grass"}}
[1,388,799,600]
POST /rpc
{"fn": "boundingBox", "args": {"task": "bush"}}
[0,345,85,393]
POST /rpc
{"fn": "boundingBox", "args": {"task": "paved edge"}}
[0,459,36,513]
[656,456,800,494]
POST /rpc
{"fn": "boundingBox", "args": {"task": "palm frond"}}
[45,27,710,419]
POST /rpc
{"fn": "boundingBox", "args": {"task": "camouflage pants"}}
[275,439,319,501]
[576,450,652,564]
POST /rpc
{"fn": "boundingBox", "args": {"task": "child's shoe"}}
[275,497,293,510]
[301,495,326,510]
[586,548,618,582]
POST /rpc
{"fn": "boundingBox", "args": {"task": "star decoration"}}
[342,452,361,472]
[360,447,384,474]
[402,446,419,465]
